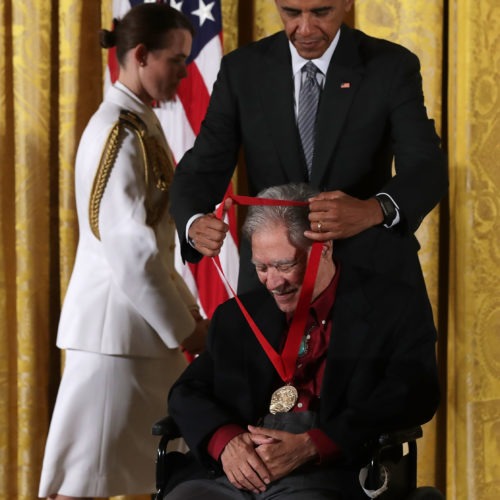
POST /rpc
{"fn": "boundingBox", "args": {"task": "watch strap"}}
[375,194,397,227]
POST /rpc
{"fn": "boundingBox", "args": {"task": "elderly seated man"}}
[165,183,440,500]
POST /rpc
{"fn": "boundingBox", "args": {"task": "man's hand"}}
[247,425,318,482]
[220,432,273,493]
[188,198,232,256]
[305,191,383,241]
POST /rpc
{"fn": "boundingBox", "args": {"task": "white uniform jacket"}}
[57,83,197,358]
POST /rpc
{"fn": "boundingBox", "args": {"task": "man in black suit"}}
[166,183,440,499]
[170,0,448,293]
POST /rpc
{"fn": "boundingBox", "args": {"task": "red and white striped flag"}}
[106,0,239,319]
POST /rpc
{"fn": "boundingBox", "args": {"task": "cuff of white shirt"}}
[186,213,204,247]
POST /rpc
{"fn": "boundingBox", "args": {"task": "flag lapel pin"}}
[340,82,351,89]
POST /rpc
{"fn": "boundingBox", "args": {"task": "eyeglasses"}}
[253,252,307,275]
[254,261,300,274]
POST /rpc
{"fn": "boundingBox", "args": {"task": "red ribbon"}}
[213,193,322,383]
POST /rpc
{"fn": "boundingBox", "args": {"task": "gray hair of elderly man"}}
[242,183,319,251]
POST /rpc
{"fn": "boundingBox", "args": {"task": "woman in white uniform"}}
[39,4,206,499]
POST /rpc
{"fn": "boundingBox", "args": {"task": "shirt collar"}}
[109,81,163,133]
[285,261,341,325]
[114,80,145,106]
[310,261,340,323]
[290,28,341,78]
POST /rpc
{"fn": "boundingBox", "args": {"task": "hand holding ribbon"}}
[188,197,233,257]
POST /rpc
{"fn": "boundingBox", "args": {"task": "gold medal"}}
[269,385,298,414]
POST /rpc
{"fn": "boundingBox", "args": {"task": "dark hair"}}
[242,183,319,250]
[99,3,194,66]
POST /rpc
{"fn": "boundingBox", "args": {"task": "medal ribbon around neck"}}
[213,194,323,384]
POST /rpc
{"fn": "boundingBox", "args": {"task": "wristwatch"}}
[375,194,397,227]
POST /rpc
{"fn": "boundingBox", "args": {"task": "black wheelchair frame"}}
[152,416,444,500]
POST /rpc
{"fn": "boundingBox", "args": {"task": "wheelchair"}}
[152,416,444,499]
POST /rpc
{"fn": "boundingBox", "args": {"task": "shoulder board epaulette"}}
[119,109,147,136]
[89,110,149,240]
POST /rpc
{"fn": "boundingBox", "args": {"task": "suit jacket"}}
[170,25,448,275]
[168,260,440,473]
[57,83,197,359]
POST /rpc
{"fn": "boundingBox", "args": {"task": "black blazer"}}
[168,261,440,472]
[170,25,448,269]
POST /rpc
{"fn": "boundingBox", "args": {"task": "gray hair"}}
[242,183,318,250]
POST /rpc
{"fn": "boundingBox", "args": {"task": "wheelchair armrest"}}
[364,426,423,495]
[152,415,181,439]
[378,426,423,448]
[152,415,184,498]
[152,415,211,498]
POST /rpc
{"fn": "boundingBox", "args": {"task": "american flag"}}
[106,0,239,319]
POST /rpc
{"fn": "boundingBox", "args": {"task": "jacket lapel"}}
[258,33,308,183]
[311,25,365,187]
[241,292,288,420]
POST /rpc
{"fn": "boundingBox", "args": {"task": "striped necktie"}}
[297,61,321,177]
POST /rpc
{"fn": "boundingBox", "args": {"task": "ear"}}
[133,43,148,67]
[322,241,333,257]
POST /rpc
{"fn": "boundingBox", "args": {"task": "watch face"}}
[377,195,396,225]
